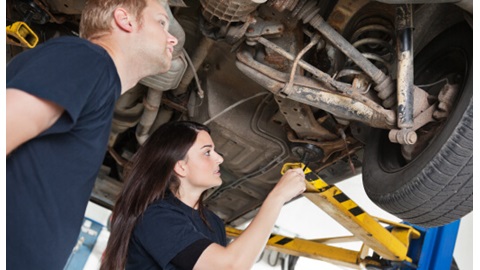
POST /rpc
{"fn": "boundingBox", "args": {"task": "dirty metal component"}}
[283,34,321,95]
[392,4,416,145]
[245,18,285,42]
[173,37,214,96]
[141,53,188,91]
[135,88,163,145]
[396,4,414,130]
[270,0,396,108]
[199,0,260,42]
[256,37,352,94]
[203,93,291,210]
[388,84,433,145]
[326,0,370,33]
[286,129,349,163]
[389,128,417,145]
[290,142,325,163]
[389,102,435,144]
[236,50,396,129]
[337,17,395,94]
[32,0,66,24]
[275,96,338,140]
[434,83,459,119]
[253,37,395,127]
[294,86,395,128]
[393,83,457,157]
[200,0,260,23]
[109,84,147,147]
[14,0,51,24]
[314,143,363,175]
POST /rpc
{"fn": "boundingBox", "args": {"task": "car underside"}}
[7,0,473,228]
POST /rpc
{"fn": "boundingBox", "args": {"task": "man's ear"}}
[113,8,133,32]
[174,160,188,178]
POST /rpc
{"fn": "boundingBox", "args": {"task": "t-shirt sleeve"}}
[170,238,213,269]
[132,206,213,269]
[6,38,116,134]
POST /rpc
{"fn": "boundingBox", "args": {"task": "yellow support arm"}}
[281,162,420,262]
[228,162,421,268]
[226,226,365,269]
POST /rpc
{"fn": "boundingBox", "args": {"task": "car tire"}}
[362,23,473,227]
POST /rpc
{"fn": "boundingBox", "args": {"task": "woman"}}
[101,121,306,269]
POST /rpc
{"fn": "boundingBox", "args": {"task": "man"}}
[6,0,178,268]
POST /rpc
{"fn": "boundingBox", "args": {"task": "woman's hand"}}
[269,168,307,204]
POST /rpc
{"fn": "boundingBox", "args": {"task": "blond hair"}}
[80,0,166,39]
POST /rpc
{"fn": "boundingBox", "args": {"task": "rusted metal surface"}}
[236,49,396,129]
[326,0,370,33]
[200,0,260,22]
[270,0,396,108]
[275,96,338,140]
[286,129,351,163]
[434,83,459,119]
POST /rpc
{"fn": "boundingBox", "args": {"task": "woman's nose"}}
[216,152,224,164]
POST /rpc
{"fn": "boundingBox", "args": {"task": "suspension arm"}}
[236,49,396,128]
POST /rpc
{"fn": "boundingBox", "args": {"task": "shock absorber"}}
[270,0,396,108]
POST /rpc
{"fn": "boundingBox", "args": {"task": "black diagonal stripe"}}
[333,193,349,203]
[349,206,364,216]
[275,237,293,245]
[305,172,317,182]
[269,234,275,239]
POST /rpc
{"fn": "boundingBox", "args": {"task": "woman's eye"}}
[205,150,211,156]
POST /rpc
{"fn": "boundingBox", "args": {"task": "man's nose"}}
[168,32,178,46]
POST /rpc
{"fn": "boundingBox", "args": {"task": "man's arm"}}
[6,88,64,155]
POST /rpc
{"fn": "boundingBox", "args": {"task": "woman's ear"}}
[174,160,187,178]
[113,8,134,32]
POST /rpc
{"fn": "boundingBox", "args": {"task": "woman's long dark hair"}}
[100,121,210,270]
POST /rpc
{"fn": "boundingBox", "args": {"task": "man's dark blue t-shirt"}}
[6,36,121,270]
[127,193,227,270]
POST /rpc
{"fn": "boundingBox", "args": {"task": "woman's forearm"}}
[225,193,286,269]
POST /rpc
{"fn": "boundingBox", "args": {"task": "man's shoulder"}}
[45,35,91,45]
[42,36,105,55]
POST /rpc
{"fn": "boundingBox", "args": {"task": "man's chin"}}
[154,61,172,75]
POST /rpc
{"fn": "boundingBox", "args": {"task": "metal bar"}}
[257,37,352,94]
[226,226,362,269]
[396,4,415,129]
[408,220,460,270]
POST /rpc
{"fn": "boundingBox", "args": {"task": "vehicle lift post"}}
[226,163,460,269]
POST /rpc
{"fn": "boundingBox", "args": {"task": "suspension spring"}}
[337,17,396,95]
